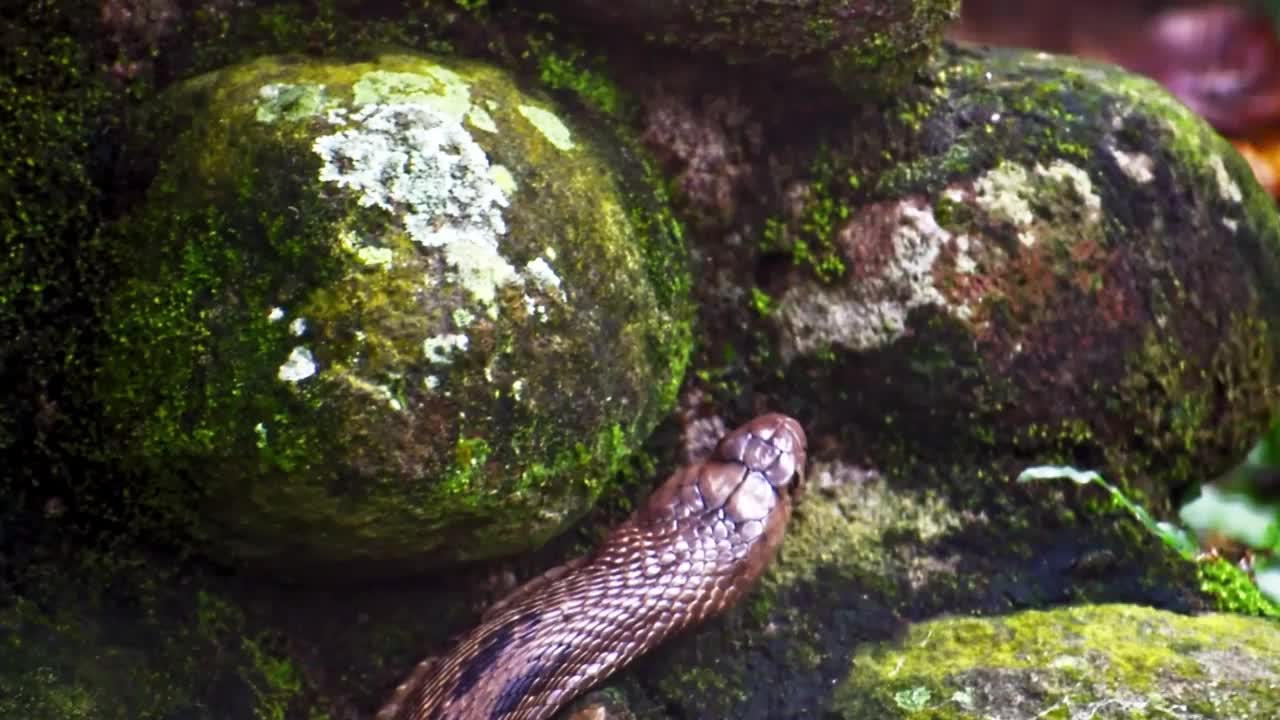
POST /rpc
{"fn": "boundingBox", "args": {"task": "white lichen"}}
[1109,147,1154,184]
[278,346,317,382]
[423,333,469,364]
[517,104,575,150]
[452,307,475,328]
[467,106,497,133]
[777,201,972,359]
[268,307,286,322]
[974,161,1036,246]
[524,256,562,294]
[341,374,405,412]
[1038,159,1101,224]
[255,83,329,123]
[313,102,516,316]
[342,231,396,269]
[1208,154,1244,231]
[973,159,1102,246]
[1210,154,1243,204]
[352,68,471,122]
[289,317,308,336]
[953,235,977,274]
[488,165,517,196]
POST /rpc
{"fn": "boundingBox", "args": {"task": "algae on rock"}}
[579,46,1280,718]
[835,604,1280,719]
[96,52,691,578]
[544,0,959,94]
[766,46,1280,511]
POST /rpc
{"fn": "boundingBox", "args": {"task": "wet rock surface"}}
[4,2,1280,719]
[539,0,959,94]
[95,51,691,578]
[835,604,1280,719]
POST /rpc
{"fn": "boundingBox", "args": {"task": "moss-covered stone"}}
[96,52,691,578]
[557,45,1280,718]
[0,537,319,720]
[0,2,113,489]
[834,604,1280,719]
[765,46,1280,513]
[544,0,959,95]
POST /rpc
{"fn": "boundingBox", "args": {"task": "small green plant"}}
[1017,459,1280,614]
[1016,465,1200,557]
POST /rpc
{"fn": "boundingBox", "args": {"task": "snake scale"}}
[376,413,807,720]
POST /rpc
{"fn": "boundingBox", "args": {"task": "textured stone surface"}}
[96,52,692,578]
[543,0,959,93]
[760,46,1280,509]
[835,604,1280,719]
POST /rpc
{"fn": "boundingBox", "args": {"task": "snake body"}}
[376,413,807,720]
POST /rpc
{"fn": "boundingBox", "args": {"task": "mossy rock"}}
[0,2,111,486]
[95,52,692,579]
[763,45,1280,510]
[530,46,1280,718]
[835,604,1280,718]
[544,0,959,94]
[0,536,311,720]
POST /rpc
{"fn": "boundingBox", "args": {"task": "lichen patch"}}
[352,68,471,122]
[517,104,575,150]
[312,102,517,316]
[973,159,1102,247]
[777,199,972,359]
[488,165,517,196]
[523,256,562,294]
[255,83,330,123]
[974,161,1036,246]
[1038,159,1101,223]
[466,106,497,133]
[278,346,317,382]
[423,333,469,364]
[1210,155,1242,204]
[1109,147,1154,184]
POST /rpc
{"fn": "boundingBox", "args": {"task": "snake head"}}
[715,413,807,498]
[644,413,807,534]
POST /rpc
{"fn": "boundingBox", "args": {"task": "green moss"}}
[760,149,853,283]
[242,636,305,720]
[0,545,325,719]
[0,1,114,486]
[533,47,623,117]
[1198,558,1280,618]
[834,605,1280,719]
[750,287,775,316]
[439,436,493,499]
[1110,316,1279,512]
[96,53,692,575]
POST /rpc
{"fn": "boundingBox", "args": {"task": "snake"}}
[375,413,807,720]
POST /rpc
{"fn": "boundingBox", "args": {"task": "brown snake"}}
[376,413,807,720]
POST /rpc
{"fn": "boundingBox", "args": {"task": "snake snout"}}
[719,413,807,493]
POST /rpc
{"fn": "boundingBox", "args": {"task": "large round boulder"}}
[96,52,692,578]
[762,46,1280,509]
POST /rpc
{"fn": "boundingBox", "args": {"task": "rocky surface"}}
[540,0,959,93]
[94,52,691,578]
[4,2,1280,719]
[835,604,1280,719]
